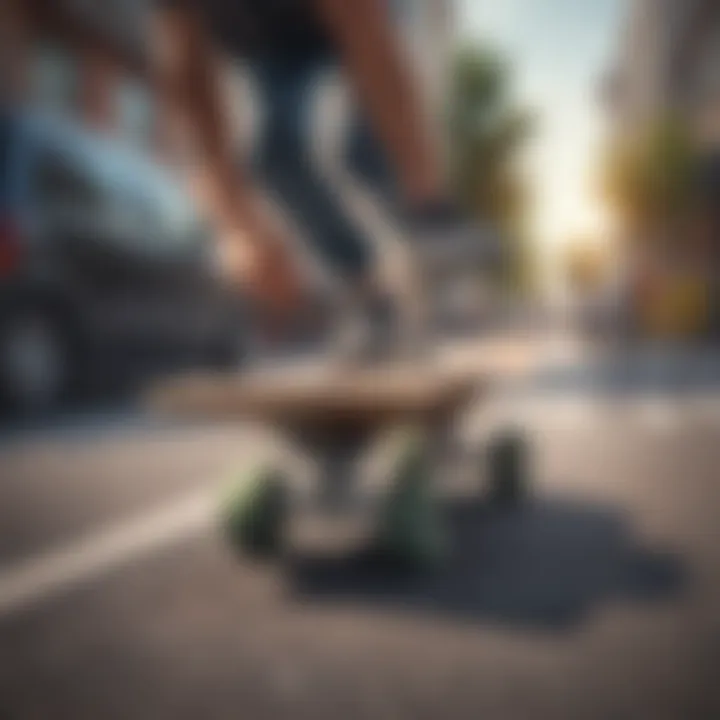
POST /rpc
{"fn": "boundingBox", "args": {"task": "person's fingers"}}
[243,243,305,320]
[216,220,306,327]
[261,247,305,312]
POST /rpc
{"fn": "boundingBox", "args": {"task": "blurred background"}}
[1,0,719,416]
[0,1,719,718]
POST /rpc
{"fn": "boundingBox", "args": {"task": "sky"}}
[457,0,626,274]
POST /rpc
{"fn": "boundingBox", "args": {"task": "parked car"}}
[0,109,248,414]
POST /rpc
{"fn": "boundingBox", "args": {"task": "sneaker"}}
[329,288,436,366]
[330,290,393,365]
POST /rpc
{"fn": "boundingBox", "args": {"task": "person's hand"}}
[248,240,305,324]
[218,228,305,328]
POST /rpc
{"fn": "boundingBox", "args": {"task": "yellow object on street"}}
[644,275,711,339]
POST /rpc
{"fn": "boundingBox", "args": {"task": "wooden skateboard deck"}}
[148,363,482,435]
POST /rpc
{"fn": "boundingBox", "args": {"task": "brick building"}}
[606,0,720,146]
[604,0,720,337]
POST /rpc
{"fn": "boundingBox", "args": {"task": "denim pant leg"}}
[252,58,375,282]
[345,113,402,217]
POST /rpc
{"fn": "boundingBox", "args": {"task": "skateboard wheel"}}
[376,431,448,569]
[487,430,530,509]
[220,465,289,557]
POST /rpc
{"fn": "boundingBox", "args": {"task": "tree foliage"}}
[447,45,536,288]
[601,117,699,242]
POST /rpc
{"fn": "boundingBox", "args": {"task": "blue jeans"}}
[251,55,399,281]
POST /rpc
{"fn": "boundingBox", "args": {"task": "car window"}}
[88,136,206,254]
[115,185,167,249]
[33,146,104,213]
[152,179,207,249]
[123,166,208,254]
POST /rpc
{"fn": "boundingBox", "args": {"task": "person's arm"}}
[152,2,254,232]
[150,2,302,319]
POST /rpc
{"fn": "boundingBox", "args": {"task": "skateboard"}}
[149,362,530,568]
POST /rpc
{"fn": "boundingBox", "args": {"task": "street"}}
[1,337,719,719]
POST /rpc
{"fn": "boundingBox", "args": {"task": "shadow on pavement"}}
[288,495,686,631]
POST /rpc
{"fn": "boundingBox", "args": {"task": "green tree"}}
[601,117,699,246]
[447,45,536,290]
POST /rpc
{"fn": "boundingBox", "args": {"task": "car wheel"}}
[0,312,71,415]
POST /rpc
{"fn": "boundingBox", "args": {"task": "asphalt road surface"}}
[1,340,719,719]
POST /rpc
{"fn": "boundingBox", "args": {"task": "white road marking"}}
[0,490,216,619]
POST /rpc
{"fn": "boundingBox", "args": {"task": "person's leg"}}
[252,56,400,358]
[344,112,405,216]
[317,0,502,265]
[315,0,444,209]
[341,109,435,351]
[317,0,506,353]
[252,56,374,286]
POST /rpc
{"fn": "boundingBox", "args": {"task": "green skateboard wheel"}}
[376,430,448,570]
[220,465,289,557]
